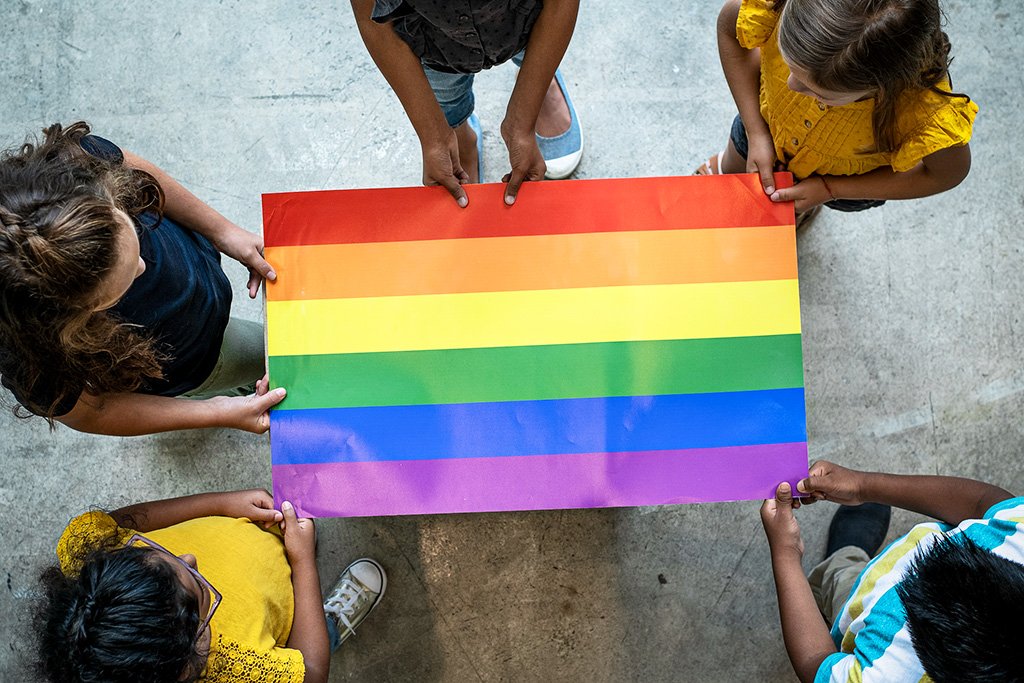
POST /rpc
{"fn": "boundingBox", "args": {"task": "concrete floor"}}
[2,1,1023,680]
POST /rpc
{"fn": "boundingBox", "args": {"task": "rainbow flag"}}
[263,175,808,518]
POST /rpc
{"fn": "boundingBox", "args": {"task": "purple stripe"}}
[271,442,809,517]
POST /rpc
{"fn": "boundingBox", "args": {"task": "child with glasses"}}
[35,489,386,683]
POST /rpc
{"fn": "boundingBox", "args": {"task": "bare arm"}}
[122,150,275,298]
[57,388,285,436]
[111,489,282,532]
[717,0,778,192]
[798,460,1012,526]
[773,144,972,211]
[289,557,329,683]
[860,470,1009,526]
[280,502,330,683]
[772,554,837,683]
[500,0,579,201]
[349,0,469,206]
[825,144,971,200]
[761,483,836,683]
[718,0,768,140]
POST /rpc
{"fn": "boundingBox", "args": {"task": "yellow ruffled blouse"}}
[737,0,978,179]
[57,511,305,683]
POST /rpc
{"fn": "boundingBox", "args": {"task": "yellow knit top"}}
[57,511,305,683]
[736,0,978,179]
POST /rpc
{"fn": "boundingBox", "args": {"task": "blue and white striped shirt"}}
[816,497,1024,683]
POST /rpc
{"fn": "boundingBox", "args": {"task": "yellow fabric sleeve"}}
[56,511,134,576]
[736,0,780,49]
[891,95,978,172]
[202,635,305,683]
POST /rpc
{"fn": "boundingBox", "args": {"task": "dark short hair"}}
[897,534,1024,683]
[36,545,205,683]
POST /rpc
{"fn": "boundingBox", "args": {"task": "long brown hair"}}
[775,0,969,153]
[0,122,166,421]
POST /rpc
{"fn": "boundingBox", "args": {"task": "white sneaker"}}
[323,558,386,649]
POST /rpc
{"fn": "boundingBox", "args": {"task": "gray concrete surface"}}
[1,1,1023,681]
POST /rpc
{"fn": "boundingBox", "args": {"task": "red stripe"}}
[262,174,795,247]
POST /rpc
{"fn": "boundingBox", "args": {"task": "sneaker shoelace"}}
[324,577,367,632]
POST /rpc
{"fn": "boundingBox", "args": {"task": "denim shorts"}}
[423,51,525,128]
[729,115,886,212]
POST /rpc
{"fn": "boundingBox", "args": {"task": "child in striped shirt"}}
[760,460,1024,682]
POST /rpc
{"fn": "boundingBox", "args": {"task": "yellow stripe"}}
[839,517,1024,656]
[267,280,801,356]
[840,526,939,652]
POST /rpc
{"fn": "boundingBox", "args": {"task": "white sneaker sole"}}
[543,143,584,180]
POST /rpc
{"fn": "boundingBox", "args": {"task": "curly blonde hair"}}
[0,122,167,421]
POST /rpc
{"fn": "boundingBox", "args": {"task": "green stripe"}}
[269,334,804,410]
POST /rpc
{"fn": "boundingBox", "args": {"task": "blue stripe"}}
[966,514,1024,552]
[814,652,849,683]
[851,589,908,672]
[826,534,925,649]
[982,496,1024,519]
[270,388,806,465]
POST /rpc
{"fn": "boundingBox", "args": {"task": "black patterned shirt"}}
[371,0,543,73]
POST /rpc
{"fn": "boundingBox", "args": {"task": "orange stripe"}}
[266,225,797,301]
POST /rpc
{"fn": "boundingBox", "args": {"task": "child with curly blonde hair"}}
[0,122,285,434]
[702,0,977,223]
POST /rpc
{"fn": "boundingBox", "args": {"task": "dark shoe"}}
[825,503,891,558]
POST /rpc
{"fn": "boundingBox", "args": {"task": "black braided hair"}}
[35,545,205,683]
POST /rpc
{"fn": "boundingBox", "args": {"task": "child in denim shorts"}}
[351,0,584,207]
[701,0,977,227]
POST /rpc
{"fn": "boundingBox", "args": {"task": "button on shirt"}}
[371,0,543,74]
[735,0,977,179]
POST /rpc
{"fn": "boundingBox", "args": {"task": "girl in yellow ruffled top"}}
[700,0,978,222]
[35,489,386,683]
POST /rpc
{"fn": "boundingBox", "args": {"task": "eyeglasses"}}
[124,534,222,639]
